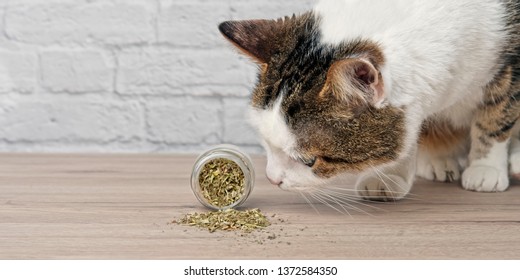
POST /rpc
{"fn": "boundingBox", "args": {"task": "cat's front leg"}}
[462,139,510,192]
[462,68,518,192]
[355,147,416,201]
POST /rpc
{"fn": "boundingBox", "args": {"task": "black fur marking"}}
[510,90,520,102]
[286,101,302,118]
[475,121,487,133]
[488,119,517,138]
[484,94,508,106]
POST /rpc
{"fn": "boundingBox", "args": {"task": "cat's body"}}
[220,0,520,201]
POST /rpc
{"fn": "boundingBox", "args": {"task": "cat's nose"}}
[266,174,282,186]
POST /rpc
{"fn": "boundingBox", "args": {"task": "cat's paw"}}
[355,174,411,202]
[417,157,460,183]
[462,166,509,192]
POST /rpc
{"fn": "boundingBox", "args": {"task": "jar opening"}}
[197,158,245,208]
[191,145,255,210]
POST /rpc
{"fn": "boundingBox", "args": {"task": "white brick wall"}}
[0,0,315,153]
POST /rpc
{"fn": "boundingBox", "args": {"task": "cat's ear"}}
[325,58,385,107]
[218,20,280,64]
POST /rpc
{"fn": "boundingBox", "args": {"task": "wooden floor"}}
[0,153,519,259]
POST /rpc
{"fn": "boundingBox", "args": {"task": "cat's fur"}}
[219,0,520,201]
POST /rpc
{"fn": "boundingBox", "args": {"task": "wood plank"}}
[0,153,519,259]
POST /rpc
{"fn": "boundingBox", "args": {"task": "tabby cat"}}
[219,0,520,201]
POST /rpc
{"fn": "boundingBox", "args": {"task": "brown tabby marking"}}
[419,119,469,156]
[477,67,516,141]
[470,65,520,161]
[296,104,406,177]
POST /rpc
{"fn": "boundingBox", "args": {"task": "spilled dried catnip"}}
[198,158,245,208]
[174,208,270,233]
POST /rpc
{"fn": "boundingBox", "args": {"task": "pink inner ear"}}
[354,60,385,106]
[355,64,375,86]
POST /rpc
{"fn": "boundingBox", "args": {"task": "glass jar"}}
[191,144,255,210]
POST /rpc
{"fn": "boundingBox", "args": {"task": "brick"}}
[157,0,314,47]
[0,4,5,42]
[41,50,112,93]
[222,98,259,145]
[146,97,222,144]
[117,47,256,96]
[0,101,142,142]
[229,0,315,20]
[0,51,37,94]
[158,0,231,47]
[5,0,154,45]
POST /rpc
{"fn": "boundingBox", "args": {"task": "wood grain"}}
[0,153,519,259]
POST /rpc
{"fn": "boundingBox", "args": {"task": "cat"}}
[219,0,520,201]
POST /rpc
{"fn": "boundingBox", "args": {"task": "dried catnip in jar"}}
[191,144,255,210]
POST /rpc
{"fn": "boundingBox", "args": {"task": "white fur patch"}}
[248,96,297,157]
[462,140,510,192]
[249,96,319,190]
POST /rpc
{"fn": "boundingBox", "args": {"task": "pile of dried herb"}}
[174,208,270,233]
[198,158,245,208]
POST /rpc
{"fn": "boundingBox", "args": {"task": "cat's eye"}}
[302,157,316,168]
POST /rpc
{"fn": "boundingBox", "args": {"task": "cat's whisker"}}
[321,191,368,200]
[311,186,384,214]
[312,179,415,205]
[315,189,377,216]
[313,189,353,217]
[367,170,422,202]
[317,187,361,197]
[369,164,424,201]
[320,188,386,211]
[320,187,373,199]
[378,167,409,195]
[299,191,320,214]
[376,164,422,198]
[320,176,421,200]
[369,165,397,201]
[315,184,358,191]
[309,192,349,216]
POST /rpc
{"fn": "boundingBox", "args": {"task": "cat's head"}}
[219,13,408,192]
